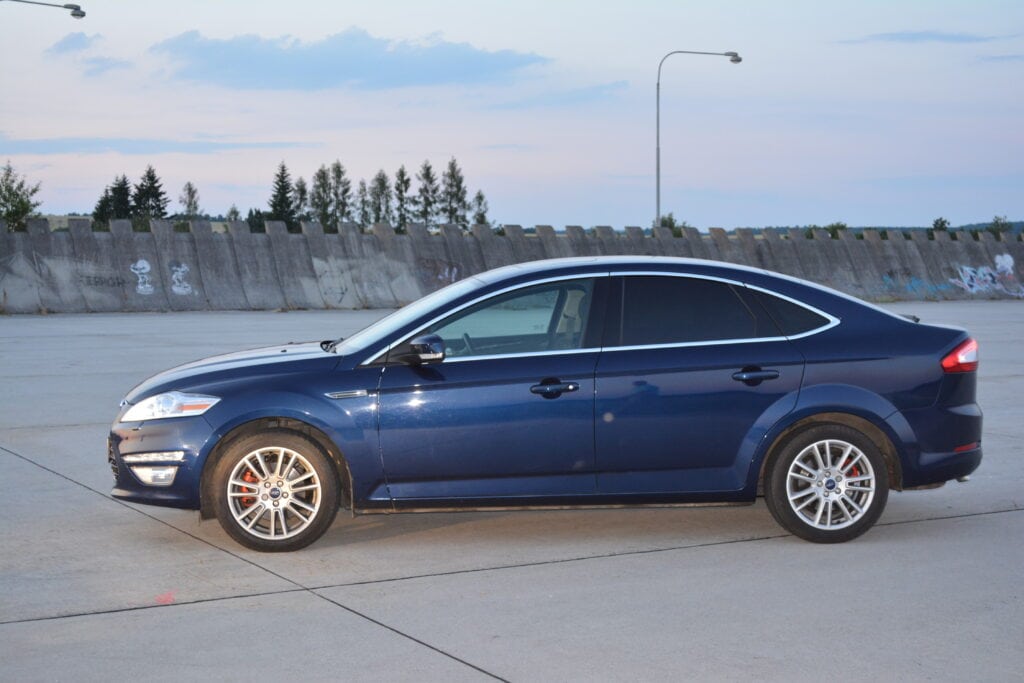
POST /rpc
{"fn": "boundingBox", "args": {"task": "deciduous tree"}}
[470,189,489,227]
[179,181,201,219]
[0,161,41,231]
[310,165,332,229]
[294,176,309,222]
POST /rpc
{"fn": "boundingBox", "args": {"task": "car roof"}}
[473,256,772,285]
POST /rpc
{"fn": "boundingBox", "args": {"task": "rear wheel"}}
[211,431,339,552]
[765,425,889,543]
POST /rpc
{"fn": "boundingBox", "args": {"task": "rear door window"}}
[616,275,760,346]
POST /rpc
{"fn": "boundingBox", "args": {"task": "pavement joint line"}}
[0,443,508,681]
[300,507,1024,593]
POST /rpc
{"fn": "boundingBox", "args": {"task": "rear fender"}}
[743,384,917,493]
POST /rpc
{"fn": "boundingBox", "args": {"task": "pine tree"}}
[109,175,133,219]
[329,160,352,228]
[369,170,393,225]
[393,165,412,232]
[310,165,332,229]
[0,161,42,231]
[179,181,201,219]
[132,165,169,220]
[226,204,241,222]
[267,161,297,230]
[470,190,490,227]
[294,176,309,222]
[355,179,370,228]
[415,160,440,228]
[92,187,113,228]
[246,207,265,232]
[441,157,469,228]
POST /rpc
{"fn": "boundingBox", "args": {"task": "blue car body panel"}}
[109,256,982,516]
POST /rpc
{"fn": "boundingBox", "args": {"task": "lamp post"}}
[656,49,740,227]
[1,0,85,18]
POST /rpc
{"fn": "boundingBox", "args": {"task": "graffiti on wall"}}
[169,260,193,295]
[949,254,1024,298]
[130,259,154,295]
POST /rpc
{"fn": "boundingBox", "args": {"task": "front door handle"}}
[732,368,780,386]
[530,380,579,398]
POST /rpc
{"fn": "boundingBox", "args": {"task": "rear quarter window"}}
[749,289,831,336]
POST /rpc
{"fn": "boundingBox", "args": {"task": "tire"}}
[210,430,340,552]
[764,424,889,543]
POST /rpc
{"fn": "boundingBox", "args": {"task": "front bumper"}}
[109,416,217,509]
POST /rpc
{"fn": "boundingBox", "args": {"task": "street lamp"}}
[1,0,86,18]
[656,49,740,227]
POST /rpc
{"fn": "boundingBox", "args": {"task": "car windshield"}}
[331,277,484,357]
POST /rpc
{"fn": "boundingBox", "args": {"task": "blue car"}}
[108,257,982,551]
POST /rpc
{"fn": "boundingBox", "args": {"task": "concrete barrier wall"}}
[2,219,1022,313]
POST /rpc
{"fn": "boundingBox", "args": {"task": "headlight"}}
[121,391,220,422]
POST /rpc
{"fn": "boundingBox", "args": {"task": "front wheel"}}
[211,431,339,552]
[764,425,889,543]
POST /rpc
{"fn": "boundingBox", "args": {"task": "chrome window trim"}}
[739,282,840,339]
[443,347,603,364]
[607,270,840,349]
[362,273,604,366]
[362,269,842,365]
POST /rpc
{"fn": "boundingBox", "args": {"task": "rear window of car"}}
[618,275,758,345]
[749,289,830,336]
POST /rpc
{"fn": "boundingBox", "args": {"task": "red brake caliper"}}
[240,470,259,507]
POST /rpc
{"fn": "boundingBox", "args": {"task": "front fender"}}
[198,388,386,505]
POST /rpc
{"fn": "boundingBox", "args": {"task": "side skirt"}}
[352,501,753,515]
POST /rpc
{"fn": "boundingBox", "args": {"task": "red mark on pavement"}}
[155,591,176,605]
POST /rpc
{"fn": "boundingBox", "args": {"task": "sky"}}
[1,0,1022,229]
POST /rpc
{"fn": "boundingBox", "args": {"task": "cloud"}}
[480,143,533,151]
[46,32,101,54]
[81,57,132,77]
[150,28,548,90]
[489,81,629,110]
[843,31,999,44]
[979,54,1024,62]
[0,133,314,155]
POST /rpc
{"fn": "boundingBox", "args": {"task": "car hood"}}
[124,342,335,403]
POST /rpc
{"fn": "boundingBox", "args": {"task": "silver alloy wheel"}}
[785,438,876,531]
[226,446,322,540]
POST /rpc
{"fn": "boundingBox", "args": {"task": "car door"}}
[377,276,606,504]
[595,274,805,495]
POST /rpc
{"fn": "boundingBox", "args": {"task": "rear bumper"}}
[897,400,983,488]
[912,447,982,486]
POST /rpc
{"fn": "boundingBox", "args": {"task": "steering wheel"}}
[462,333,477,355]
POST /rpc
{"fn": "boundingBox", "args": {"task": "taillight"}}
[941,338,978,373]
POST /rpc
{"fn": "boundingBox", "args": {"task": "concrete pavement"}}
[1,303,1021,681]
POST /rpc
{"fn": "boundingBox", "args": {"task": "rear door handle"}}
[530,381,579,398]
[732,369,780,385]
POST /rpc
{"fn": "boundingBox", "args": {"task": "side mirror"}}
[395,334,445,366]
